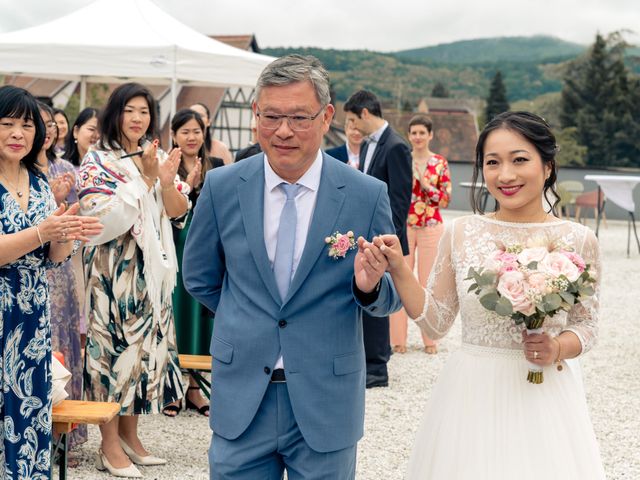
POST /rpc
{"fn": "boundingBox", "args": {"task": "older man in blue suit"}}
[183,54,400,479]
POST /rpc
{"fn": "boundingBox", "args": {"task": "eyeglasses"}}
[255,106,325,132]
[45,121,58,130]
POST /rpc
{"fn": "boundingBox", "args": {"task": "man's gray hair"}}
[255,54,331,107]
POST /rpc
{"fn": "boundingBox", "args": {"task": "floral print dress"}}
[0,171,57,479]
[44,159,87,449]
[78,147,188,415]
[407,153,451,228]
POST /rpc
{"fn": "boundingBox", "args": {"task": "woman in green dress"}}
[163,108,219,417]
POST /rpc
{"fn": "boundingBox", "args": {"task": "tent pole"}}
[80,76,87,109]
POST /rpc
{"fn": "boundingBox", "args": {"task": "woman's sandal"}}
[392,345,407,354]
[162,402,182,417]
[424,344,438,355]
[185,387,210,417]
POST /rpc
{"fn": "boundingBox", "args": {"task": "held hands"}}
[375,235,406,273]
[354,236,389,293]
[522,330,560,367]
[39,203,103,243]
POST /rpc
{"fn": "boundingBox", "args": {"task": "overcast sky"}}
[0,0,637,51]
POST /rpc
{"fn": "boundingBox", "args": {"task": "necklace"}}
[0,166,24,198]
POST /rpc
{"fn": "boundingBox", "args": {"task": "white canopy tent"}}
[0,0,274,117]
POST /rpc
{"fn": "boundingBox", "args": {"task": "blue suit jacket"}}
[183,152,400,453]
[325,144,349,163]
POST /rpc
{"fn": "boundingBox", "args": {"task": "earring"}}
[74,138,78,144]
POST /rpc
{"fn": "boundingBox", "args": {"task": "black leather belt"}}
[270,369,286,383]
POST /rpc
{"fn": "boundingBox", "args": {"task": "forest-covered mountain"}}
[263,35,639,105]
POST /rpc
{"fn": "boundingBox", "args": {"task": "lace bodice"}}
[414,215,601,352]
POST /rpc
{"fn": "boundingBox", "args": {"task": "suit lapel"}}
[285,155,346,303]
[365,126,391,174]
[238,158,282,305]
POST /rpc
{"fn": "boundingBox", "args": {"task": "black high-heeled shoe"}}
[185,386,210,416]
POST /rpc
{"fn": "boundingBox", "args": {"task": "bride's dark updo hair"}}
[470,111,560,214]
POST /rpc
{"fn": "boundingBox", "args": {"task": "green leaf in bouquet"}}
[579,285,595,296]
[542,293,562,312]
[465,267,476,281]
[526,261,538,270]
[559,291,576,305]
[479,291,499,310]
[495,297,514,316]
[512,313,525,325]
[479,271,497,287]
[468,283,478,293]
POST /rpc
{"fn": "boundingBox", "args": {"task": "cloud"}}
[0,0,637,51]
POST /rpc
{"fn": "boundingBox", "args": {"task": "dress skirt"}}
[406,343,606,479]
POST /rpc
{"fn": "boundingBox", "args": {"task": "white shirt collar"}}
[264,150,323,193]
[368,121,388,143]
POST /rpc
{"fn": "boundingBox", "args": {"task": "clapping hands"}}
[49,172,75,205]
[39,202,103,243]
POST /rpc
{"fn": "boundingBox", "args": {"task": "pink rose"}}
[527,272,550,295]
[484,250,518,274]
[497,270,536,316]
[539,252,580,281]
[561,251,586,273]
[517,247,548,266]
[334,235,351,255]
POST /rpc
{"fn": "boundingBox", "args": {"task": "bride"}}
[366,111,606,479]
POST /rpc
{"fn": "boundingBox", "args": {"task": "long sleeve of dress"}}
[563,228,601,354]
[413,221,459,339]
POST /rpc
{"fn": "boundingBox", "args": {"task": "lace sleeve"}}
[563,227,600,354]
[413,221,459,339]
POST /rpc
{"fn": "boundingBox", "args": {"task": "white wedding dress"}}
[406,215,606,479]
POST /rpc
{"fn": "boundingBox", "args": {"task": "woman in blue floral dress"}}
[0,86,102,479]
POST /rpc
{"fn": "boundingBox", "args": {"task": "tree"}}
[431,82,449,98]
[560,32,640,167]
[485,70,510,122]
[555,127,587,166]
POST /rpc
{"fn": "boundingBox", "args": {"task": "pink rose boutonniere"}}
[325,231,356,259]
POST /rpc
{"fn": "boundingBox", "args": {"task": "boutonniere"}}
[325,231,357,259]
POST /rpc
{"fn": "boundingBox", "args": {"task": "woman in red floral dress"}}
[390,115,451,354]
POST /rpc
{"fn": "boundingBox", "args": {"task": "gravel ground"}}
[61,212,640,479]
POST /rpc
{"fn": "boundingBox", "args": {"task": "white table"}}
[584,174,640,255]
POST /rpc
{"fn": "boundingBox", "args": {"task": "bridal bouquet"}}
[466,238,596,384]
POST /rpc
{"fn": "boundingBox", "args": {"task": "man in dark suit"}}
[325,121,364,168]
[344,90,412,388]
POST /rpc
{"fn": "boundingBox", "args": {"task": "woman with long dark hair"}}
[369,112,605,479]
[0,85,101,477]
[78,83,189,477]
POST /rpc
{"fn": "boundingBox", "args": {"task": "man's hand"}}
[354,236,388,293]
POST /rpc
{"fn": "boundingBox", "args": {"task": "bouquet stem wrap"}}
[526,326,544,384]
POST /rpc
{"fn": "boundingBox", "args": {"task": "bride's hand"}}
[522,330,558,366]
[375,234,405,273]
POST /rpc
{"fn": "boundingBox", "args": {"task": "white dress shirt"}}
[363,121,388,174]
[264,150,323,369]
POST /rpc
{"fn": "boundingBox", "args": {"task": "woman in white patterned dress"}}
[367,111,606,479]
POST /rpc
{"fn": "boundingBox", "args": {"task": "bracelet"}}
[35,225,44,247]
[552,337,563,371]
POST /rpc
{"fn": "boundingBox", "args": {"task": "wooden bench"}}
[179,354,212,399]
[52,400,120,480]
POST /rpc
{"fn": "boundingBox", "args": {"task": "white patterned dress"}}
[406,215,605,479]
[77,147,188,415]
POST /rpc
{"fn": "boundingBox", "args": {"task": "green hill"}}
[395,35,585,64]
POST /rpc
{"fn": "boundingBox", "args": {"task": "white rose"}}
[517,247,548,266]
[538,252,580,282]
